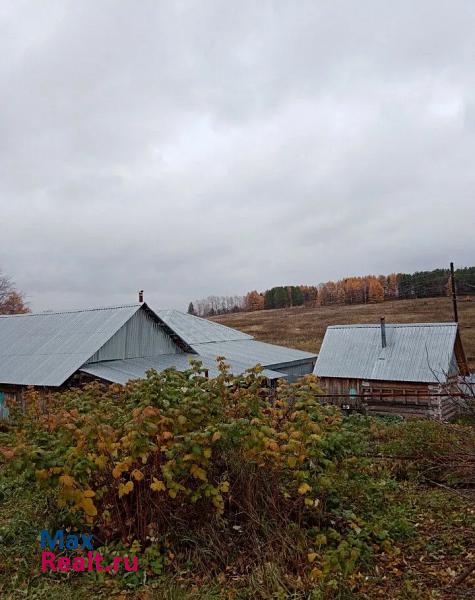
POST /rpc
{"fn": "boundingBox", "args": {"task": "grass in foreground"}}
[0,370,474,599]
[1,470,473,599]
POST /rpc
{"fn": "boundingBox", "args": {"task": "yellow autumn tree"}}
[245,290,265,311]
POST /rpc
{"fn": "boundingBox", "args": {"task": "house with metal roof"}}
[314,318,469,420]
[0,303,317,404]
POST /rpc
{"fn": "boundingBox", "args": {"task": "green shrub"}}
[366,418,475,485]
[6,362,405,593]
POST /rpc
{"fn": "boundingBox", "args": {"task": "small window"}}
[0,391,9,420]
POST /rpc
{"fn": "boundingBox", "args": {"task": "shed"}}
[314,319,469,420]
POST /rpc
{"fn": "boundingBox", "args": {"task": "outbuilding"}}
[313,318,469,420]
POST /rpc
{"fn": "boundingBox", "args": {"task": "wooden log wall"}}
[317,377,460,420]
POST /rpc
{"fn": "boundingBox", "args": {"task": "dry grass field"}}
[213,296,475,370]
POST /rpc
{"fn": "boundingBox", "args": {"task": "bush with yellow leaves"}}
[9,360,395,589]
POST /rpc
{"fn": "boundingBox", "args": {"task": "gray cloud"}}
[0,0,474,311]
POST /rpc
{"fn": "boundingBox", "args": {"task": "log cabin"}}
[314,318,469,420]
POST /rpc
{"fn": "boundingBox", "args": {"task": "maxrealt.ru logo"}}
[40,530,138,573]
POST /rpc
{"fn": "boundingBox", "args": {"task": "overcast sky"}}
[1,1,474,312]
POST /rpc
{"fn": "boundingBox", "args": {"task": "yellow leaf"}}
[203,448,212,459]
[308,552,317,563]
[310,567,323,579]
[83,489,95,498]
[211,431,221,442]
[315,533,327,546]
[219,481,230,493]
[81,497,97,517]
[112,465,122,479]
[298,483,311,495]
[212,495,224,508]
[131,469,144,481]
[190,464,207,481]
[118,481,134,498]
[95,455,107,469]
[59,474,75,488]
[168,489,177,499]
[304,498,314,506]
[35,469,49,481]
[150,478,166,492]
[287,456,297,468]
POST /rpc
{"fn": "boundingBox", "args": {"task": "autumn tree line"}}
[189,266,475,317]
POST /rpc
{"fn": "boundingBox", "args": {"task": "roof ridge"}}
[157,308,254,332]
[327,322,457,329]
[159,308,234,322]
[0,303,142,318]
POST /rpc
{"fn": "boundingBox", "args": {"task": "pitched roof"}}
[156,310,252,344]
[191,339,316,369]
[157,311,317,369]
[314,323,464,383]
[0,303,317,388]
[80,354,286,384]
[0,304,141,386]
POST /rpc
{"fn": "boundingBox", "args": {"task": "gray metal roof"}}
[314,323,459,383]
[156,310,252,344]
[0,302,316,387]
[0,304,141,386]
[80,354,286,384]
[191,339,317,369]
[156,310,316,369]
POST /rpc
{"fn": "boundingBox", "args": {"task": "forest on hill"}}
[190,266,475,317]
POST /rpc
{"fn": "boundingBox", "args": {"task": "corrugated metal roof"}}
[156,310,252,344]
[80,354,286,384]
[0,302,317,387]
[191,339,317,369]
[314,323,458,383]
[156,311,316,369]
[0,304,142,386]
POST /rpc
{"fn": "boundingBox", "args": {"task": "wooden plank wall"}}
[317,377,459,420]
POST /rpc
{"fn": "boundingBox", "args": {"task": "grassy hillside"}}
[212,297,475,370]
